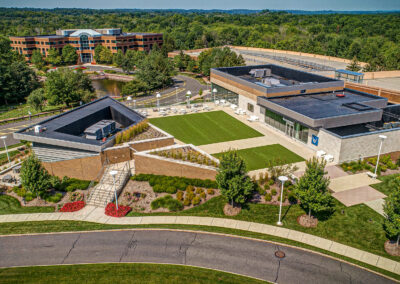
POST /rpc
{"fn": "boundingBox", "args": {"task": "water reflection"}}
[92,79,126,97]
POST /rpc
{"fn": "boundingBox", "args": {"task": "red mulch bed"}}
[60,201,85,212]
[297,214,318,228]
[105,203,132,217]
[384,240,400,256]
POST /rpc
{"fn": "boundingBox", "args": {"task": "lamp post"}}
[212,88,217,103]
[277,176,288,226]
[127,96,132,107]
[28,111,32,121]
[0,136,11,167]
[110,170,118,211]
[156,92,161,111]
[374,135,387,177]
[133,99,136,109]
[186,90,191,108]
[175,86,179,104]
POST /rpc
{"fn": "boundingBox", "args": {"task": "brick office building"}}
[9,28,163,63]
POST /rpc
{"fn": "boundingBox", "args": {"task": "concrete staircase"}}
[86,162,131,207]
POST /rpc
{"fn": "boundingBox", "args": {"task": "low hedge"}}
[132,174,217,194]
[151,195,183,212]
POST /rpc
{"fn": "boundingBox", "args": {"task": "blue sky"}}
[0,0,399,11]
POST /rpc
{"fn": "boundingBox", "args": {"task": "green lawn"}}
[213,144,304,171]
[149,111,263,145]
[0,195,54,215]
[0,103,62,121]
[0,263,267,284]
[371,173,400,196]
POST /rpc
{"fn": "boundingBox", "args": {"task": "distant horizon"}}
[0,0,399,12]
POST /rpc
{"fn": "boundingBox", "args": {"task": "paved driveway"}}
[0,230,394,284]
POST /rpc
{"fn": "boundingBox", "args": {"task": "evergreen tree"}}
[346,56,362,72]
[113,50,125,67]
[216,150,254,206]
[62,44,78,65]
[294,157,334,219]
[20,154,51,199]
[383,178,400,247]
[198,47,245,76]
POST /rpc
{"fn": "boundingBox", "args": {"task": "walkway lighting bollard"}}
[212,88,217,103]
[277,176,288,226]
[156,93,161,111]
[186,90,191,108]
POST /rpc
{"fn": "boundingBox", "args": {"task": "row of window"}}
[11,37,162,45]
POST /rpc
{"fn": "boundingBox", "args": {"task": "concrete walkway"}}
[0,207,399,276]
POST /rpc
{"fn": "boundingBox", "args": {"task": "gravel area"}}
[130,126,166,142]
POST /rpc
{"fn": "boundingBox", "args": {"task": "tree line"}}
[1,8,400,71]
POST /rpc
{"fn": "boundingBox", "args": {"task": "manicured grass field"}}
[371,173,400,196]
[0,195,54,215]
[149,111,263,145]
[213,144,305,171]
[0,263,267,284]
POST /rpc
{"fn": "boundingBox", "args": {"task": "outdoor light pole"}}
[0,136,11,166]
[212,88,217,103]
[186,90,191,108]
[133,99,136,109]
[110,170,118,210]
[156,92,161,111]
[374,135,387,177]
[277,176,288,226]
[127,96,132,108]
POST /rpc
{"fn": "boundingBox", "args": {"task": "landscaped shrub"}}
[116,120,149,144]
[151,195,183,212]
[70,192,84,202]
[132,174,217,190]
[271,189,277,196]
[60,201,85,212]
[264,184,270,191]
[24,192,34,202]
[186,185,195,192]
[264,193,272,201]
[268,179,275,186]
[183,198,191,206]
[57,177,91,192]
[13,186,26,197]
[200,192,206,199]
[207,189,215,195]
[152,184,177,194]
[195,187,203,194]
[45,192,63,203]
[192,196,201,205]
[176,191,184,201]
[105,202,132,217]
[186,191,195,201]
[288,192,297,203]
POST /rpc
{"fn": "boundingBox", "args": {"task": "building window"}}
[79,35,89,50]
[247,103,254,112]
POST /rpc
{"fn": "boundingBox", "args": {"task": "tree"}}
[44,68,95,107]
[216,150,254,206]
[121,78,148,97]
[20,154,51,199]
[46,48,62,66]
[0,36,39,105]
[198,47,245,76]
[62,44,78,65]
[113,50,125,67]
[383,178,400,247]
[94,45,104,63]
[31,50,45,70]
[26,88,46,111]
[346,56,362,72]
[99,47,113,64]
[294,157,334,219]
[136,47,175,90]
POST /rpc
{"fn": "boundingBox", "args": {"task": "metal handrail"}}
[86,157,109,204]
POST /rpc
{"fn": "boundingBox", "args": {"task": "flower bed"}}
[59,201,85,212]
[150,146,218,167]
[105,202,132,217]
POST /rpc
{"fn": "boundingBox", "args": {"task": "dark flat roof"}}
[14,96,144,152]
[266,90,385,119]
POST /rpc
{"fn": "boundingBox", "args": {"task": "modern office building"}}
[210,64,400,163]
[9,28,163,63]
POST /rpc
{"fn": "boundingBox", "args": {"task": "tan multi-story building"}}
[9,28,163,63]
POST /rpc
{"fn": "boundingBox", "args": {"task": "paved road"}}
[0,117,46,146]
[0,230,394,283]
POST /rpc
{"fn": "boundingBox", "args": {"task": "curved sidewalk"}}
[0,206,399,276]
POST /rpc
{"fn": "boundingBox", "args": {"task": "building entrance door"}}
[285,120,295,138]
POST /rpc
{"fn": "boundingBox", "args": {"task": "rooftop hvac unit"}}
[249,68,271,78]
[34,125,46,133]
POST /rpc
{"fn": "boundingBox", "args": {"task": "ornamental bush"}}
[271,189,277,196]
[192,196,201,205]
[264,193,272,202]
[60,201,85,212]
[151,195,183,212]
[132,174,217,191]
[105,203,132,217]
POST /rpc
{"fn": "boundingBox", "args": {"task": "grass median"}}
[0,262,268,284]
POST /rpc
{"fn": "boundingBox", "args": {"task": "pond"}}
[92,79,126,97]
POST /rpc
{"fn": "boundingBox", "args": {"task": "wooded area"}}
[1,8,400,71]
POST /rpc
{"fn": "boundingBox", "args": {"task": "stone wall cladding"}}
[42,155,103,181]
[315,130,343,162]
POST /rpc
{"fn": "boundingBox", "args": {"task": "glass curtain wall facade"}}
[264,109,309,143]
[211,84,238,104]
